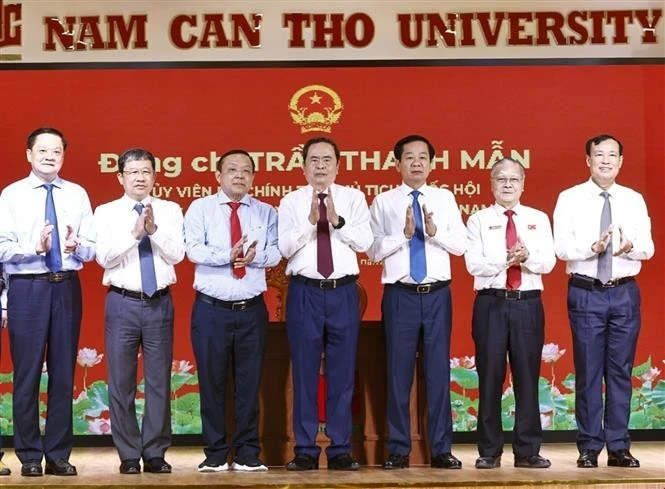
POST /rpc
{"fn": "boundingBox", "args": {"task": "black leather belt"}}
[389,280,451,294]
[11,270,77,283]
[477,288,541,300]
[291,274,357,289]
[570,274,635,290]
[109,285,170,301]
[196,291,262,311]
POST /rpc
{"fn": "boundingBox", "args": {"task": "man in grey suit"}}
[94,148,185,474]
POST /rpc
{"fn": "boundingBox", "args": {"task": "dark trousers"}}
[568,281,641,452]
[7,275,82,463]
[472,293,545,458]
[105,290,174,462]
[191,296,268,463]
[286,279,359,459]
[382,285,453,457]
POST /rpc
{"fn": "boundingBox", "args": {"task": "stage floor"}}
[0,442,663,488]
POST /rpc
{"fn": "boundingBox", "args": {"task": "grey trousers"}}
[105,290,174,462]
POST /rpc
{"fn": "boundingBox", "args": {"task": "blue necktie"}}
[409,190,427,283]
[43,183,62,272]
[134,203,158,296]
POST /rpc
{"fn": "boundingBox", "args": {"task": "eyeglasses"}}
[122,169,154,177]
[493,177,522,185]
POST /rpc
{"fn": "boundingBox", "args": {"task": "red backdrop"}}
[0,64,663,432]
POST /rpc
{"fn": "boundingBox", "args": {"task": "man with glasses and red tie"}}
[553,135,654,469]
[368,134,466,471]
[184,149,280,473]
[0,127,95,477]
[278,137,372,471]
[465,157,556,470]
[94,148,185,475]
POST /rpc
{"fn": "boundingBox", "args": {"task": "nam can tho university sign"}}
[0,0,664,63]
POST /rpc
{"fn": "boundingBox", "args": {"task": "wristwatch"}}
[333,216,345,229]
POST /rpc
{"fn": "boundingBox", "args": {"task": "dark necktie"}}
[133,203,158,296]
[505,209,522,290]
[317,193,334,278]
[597,191,612,284]
[43,183,62,272]
[409,190,426,283]
[228,201,245,279]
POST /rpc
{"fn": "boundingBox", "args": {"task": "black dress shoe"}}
[577,449,599,468]
[21,460,43,477]
[431,452,462,469]
[327,453,359,471]
[119,459,141,474]
[45,459,77,476]
[143,457,172,473]
[514,454,551,468]
[608,449,640,468]
[286,454,318,471]
[383,453,409,469]
[475,456,501,469]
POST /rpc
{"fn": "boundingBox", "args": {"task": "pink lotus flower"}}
[640,367,661,383]
[172,359,194,374]
[88,417,111,434]
[77,347,104,368]
[542,343,566,363]
[540,412,553,430]
[460,355,475,369]
[450,357,460,368]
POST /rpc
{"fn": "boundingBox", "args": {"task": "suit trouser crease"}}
[568,282,640,452]
[191,297,267,462]
[7,276,82,463]
[383,286,453,457]
[472,294,544,458]
[105,291,173,461]
[286,280,359,458]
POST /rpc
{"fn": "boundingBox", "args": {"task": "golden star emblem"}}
[309,92,322,104]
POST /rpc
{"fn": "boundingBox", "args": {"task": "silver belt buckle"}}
[601,279,617,288]
[320,279,336,289]
[416,284,431,294]
[48,272,66,283]
[505,290,521,300]
[232,301,247,311]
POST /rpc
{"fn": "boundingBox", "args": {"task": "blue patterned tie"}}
[409,190,427,283]
[134,203,158,296]
[43,183,62,272]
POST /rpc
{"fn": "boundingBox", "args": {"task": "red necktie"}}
[505,209,521,290]
[317,193,334,278]
[228,202,245,279]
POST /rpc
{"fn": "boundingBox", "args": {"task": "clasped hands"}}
[308,188,340,227]
[506,239,529,267]
[230,235,258,269]
[403,203,436,239]
[35,221,80,254]
[591,224,632,255]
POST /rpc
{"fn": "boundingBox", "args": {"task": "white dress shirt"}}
[0,172,95,273]
[553,179,654,279]
[94,195,185,291]
[368,183,467,284]
[465,203,556,290]
[278,183,372,279]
